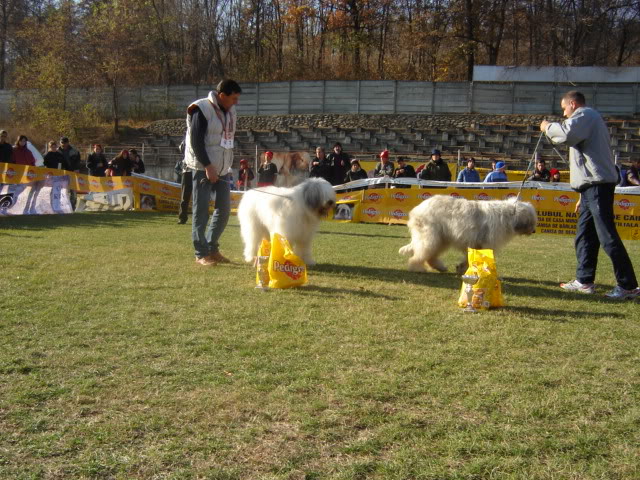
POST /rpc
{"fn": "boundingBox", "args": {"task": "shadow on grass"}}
[0,211,171,232]
[501,305,625,320]
[298,285,395,300]
[317,229,407,239]
[313,263,625,308]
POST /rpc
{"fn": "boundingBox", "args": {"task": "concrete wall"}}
[1,81,639,121]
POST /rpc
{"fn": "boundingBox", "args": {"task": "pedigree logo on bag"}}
[267,233,308,289]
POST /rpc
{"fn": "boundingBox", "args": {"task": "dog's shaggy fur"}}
[238,178,336,265]
[399,195,537,273]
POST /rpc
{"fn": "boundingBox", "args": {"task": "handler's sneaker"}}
[604,286,640,300]
[560,279,595,294]
[209,252,231,264]
[195,256,217,266]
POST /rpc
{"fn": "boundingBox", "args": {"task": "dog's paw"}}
[407,261,427,273]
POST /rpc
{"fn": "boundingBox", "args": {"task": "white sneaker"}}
[560,279,595,294]
[604,286,640,300]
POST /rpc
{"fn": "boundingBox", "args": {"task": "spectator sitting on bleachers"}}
[257,151,278,186]
[528,159,551,182]
[626,158,640,186]
[86,144,107,176]
[310,146,331,182]
[374,150,394,177]
[484,161,508,182]
[549,168,561,182]
[393,157,415,178]
[344,159,369,183]
[327,142,351,186]
[43,140,67,170]
[456,157,480,182]
[418,149,451,181]
[237,158,254,190]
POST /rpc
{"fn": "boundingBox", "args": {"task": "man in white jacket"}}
[541,90,638,299]
[184,79,242,266]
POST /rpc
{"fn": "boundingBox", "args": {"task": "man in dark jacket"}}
[528,159,551,182]
[59,137,81,172]
[327,142,350,185]
[0,130,12,163]
[393,157,416,178]
[418,149,451,181]
[309,146,331,182]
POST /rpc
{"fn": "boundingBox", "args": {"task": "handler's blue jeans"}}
[575,183,637,290]
[191,170,230,259]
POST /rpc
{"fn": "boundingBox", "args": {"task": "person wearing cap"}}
[483,161,508,182]
[374,150,394,178]
[549,168,561,183]
[541,90,639,299]
[257,151,278,187]
[456,157,480,182]
[86,144,107,176]
[309,146,331,182]
[327,142,351,186]
[237,158,254,190]
[59,137,81,173]
[528,159,551,182]
[184,79,242,266]
[0,130,12,164]
[418,149,451,182]
[344,158,369,183]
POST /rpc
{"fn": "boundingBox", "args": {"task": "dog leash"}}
[516,131,545,201]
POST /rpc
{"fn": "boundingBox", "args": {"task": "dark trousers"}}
[178,170,193,222]
[575,183,637,290]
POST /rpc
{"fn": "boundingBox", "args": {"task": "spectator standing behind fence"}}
[549,168,561,183]
[129,149,145,174]
[374,150,394,178]
[43,141,67,169]
[0,130,12,163]
[418,149,451,181]
[86,144,107,176]
[625,158,640,186]
[456,157,480,182]
[257,151,278,186]
[528,159,551,182]
[484,161,508,182]
[327,142,351,185]
[59,137,81,173]
[12,135,36,166]
[310,146,331,182]
[237,158,254,190]
[541,90,639,299]
[344,159,369,182]
[106,150,131,176]
[394,157,416,178]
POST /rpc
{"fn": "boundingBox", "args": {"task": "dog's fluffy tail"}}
[398,243,414,257]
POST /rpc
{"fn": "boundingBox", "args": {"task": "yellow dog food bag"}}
[267,233,308,289]
[458,248,505,310]
[255,239,271,288]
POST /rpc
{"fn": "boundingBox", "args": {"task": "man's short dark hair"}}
[563,90,586,105]
[334,142,342,149]
[216,79,242,96]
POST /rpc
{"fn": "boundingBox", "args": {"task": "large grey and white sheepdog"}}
[399,195,537,274]
[238,178,336,266]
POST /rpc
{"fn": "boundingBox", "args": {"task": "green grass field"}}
[1,212,639,479]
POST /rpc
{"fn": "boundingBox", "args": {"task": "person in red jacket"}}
[12,135,36,166]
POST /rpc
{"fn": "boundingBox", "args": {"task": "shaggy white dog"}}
[399,195,537,274]
[238,178,336,265]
